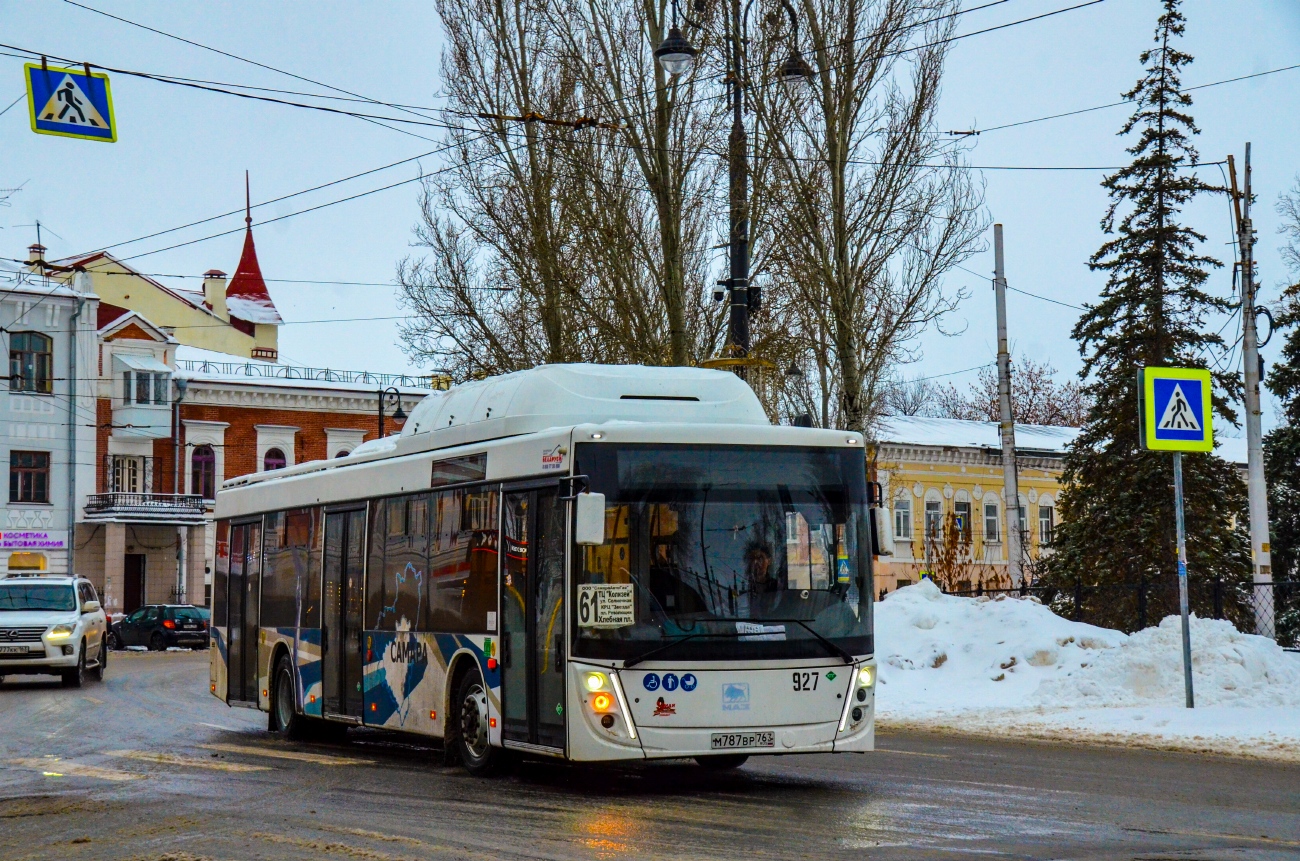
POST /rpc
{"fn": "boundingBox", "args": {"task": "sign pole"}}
[1171,451,1194,708]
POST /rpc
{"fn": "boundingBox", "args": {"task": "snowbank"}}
[875,580,1300,760]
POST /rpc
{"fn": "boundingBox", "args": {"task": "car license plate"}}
[0,644,34,655]
[710,731,774,750]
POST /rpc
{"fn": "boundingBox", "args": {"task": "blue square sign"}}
[1140,367,1213,452]
[25,63,116,142]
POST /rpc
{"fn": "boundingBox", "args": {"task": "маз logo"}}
[722,682,750,711]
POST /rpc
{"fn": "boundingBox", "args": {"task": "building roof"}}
[223,180,283,326]
[876,414,1248,466]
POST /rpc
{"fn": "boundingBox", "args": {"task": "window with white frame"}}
[1038,504,1054,545]
[984,501,1000,542]
[893,496,912,540]
[954,500,972,544]
[924,500,943,540]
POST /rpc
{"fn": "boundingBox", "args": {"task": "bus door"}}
[501,485,566,750]
[323,507,366,719]
[226,519,262,704]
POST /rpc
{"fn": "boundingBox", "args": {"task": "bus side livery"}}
[210,364,878,775]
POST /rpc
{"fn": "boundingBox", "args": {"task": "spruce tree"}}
[1042,0,1251,631]
[1263,181,1300,644]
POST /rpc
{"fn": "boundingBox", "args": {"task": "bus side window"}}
[427,487,498,633]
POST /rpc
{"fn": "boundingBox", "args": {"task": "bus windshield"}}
[573,443,873,662]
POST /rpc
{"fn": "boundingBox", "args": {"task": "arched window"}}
[9,331,52,393]
[263,448,287,471]
[335,449,351,458]
[191,445,216,499]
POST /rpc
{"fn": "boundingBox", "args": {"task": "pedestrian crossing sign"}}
[1139,366,1213,452]
[25,62,116,142]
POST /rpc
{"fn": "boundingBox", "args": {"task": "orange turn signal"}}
[591,693,613,712]
[430,710,437,720]
[489,717,497,728]
[487,658,498,671]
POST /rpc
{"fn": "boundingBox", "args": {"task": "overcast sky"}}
[2,0,1298,431]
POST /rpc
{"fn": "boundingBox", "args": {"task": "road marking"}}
[81,696,104,705]
[199,742,374,766]
[10,757,141,782]
[198,722,247,732]
[105,750,271,773]
[874,747,950,758]
[1125,827,1300,848]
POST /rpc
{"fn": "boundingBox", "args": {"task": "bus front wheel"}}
[270,655,309,740]
[454,669,509,777]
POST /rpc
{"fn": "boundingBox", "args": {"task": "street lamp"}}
[654,26,697,77]
[378,386,407,438]
[653,0,810,366]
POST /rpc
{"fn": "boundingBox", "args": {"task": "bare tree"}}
[881,374,936,416]
[397,0,591,380]
[753,0,986,433]
[933,354,1091,427]
[544,0,726,366]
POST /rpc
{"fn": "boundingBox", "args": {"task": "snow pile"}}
[1036,614,1300,709]
[874,580,1300,759]
[875,579,1125,711]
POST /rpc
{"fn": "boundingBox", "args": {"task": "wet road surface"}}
[1,650,1298,860]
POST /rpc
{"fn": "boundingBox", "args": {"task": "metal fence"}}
[175,359,443,390]
[935,579,1300,648]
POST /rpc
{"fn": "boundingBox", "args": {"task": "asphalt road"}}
[1,651,1297,861]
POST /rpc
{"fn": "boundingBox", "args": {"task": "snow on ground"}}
[875,580,1300,760]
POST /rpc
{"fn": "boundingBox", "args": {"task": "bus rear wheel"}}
[696,754,748,770]
[454,669,508,777]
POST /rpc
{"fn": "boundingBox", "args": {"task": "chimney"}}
[27,243,46,264]
[203,269,228,320]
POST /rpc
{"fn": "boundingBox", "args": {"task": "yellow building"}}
[870,416,1074,596]
[54,211,282,360]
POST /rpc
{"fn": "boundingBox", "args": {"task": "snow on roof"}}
[876,414,1077,454]
[226,293,283,325]
[877,414,1248,465]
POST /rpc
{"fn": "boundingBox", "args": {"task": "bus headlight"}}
[584,672,607,692]
[859,666,875,688]
[47,625,75,641]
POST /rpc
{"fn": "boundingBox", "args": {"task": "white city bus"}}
[209,364,877,774]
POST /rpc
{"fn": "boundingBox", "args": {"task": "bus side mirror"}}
[871,507,893,557]
[574,492,606,546]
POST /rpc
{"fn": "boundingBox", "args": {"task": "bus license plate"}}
[710,731,774,750]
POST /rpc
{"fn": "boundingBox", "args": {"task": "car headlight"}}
[47,624,75,641]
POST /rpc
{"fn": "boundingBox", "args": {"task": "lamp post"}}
[655,0,812,364]
[377,386,407,438]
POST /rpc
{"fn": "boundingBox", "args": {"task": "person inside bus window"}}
[745,544,778,594]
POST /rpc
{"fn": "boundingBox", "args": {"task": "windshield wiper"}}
[784,618,855,665]
[622,633,707,669]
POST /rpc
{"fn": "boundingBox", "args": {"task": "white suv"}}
[0,575,109,688]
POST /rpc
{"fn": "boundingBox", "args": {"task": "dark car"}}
[109,605,209,651]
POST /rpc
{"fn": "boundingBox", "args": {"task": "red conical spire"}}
[225,171,283,325]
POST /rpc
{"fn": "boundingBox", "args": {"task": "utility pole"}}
[993,224,1023,586]
[1229,144,1275,637]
